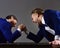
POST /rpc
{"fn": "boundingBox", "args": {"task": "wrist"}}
[25,30,29,35]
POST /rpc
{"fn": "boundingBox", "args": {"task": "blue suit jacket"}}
[0,18,21,43]
[27,9,60,43]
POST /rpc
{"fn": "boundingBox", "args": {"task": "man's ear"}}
[11,16,13,19]
[38,14,40,17]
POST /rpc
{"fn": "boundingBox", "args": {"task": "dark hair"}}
[31,8,43,15]
[6,15,18,21]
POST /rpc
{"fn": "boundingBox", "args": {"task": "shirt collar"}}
[41,16,45,24]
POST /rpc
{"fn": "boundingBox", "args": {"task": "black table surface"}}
[0,42,59,48]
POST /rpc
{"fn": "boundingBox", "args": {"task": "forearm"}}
[25,30,43,43]
[27,32,40,43]
[12,29,22,42]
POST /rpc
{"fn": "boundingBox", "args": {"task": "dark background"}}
[0,0,60,43]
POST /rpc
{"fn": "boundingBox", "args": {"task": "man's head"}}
[31,8,44,25]
[6,15,18,27]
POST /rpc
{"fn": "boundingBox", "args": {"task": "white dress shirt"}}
[41,16,60,40]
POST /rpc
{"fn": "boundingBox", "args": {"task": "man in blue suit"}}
[24,8,60,45]
[0,15,26,43]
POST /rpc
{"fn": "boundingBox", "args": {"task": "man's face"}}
[32,13,42,24]
[10,16,17,27]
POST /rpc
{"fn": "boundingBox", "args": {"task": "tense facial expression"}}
[32,13,42,24]
[10,17,17,27]
[32,13,39,23]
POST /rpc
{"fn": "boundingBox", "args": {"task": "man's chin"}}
[12,25,16,27]
[33,21,37,23]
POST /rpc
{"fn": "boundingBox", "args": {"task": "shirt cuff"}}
[17,28,21,32]
[55,35,60,40]
[17,28,24,34]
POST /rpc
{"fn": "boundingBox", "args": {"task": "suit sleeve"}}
[0,27,21,43]
[11,30,21,42]
[27,25,44,43]
[52,12,60,40]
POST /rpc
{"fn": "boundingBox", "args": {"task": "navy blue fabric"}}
[0,18,21,43]
[27,9,60,43]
